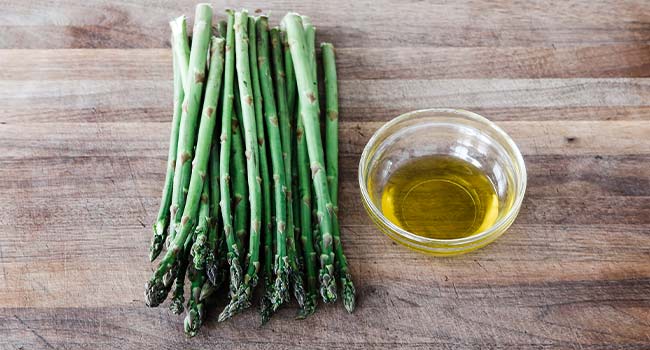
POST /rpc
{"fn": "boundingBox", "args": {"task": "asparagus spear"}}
[322,42,356,313]
[144,16,222,307]
[169,232,193,314]
[219,10,263,321]
[184,261,206,336]
[296,105,318,318]
[169,16,191,93]
[231,84,249,252]
[149,33,185,262]
[218,10,244,305]
[270,26,306,309]
[190,176,211,269]
[282,29,297,118]
[205,137,221,285]
[282,13,337,303]
[256,16,290,319]
[248,15,276,320]
[167,3,212,254]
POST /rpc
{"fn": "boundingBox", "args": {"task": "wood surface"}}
[1,0,649,349]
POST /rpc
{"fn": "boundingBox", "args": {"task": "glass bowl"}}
[358,109,527,255]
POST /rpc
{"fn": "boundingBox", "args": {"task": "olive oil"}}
[379,155,499,239]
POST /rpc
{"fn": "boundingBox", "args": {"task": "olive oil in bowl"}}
[379,156,499,240]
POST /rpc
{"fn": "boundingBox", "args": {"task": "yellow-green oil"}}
[379,156,499,239]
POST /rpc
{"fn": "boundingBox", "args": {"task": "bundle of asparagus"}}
[145,4,355,337]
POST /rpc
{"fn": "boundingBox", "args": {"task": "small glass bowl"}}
[358,109,527,255]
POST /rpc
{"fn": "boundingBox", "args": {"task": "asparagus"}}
[282,13,337,303]
[282,29,297,118]
[149,33,185,262]
[205,138,221,284]
[219,10,263,321]
[218,10,244,305]
[191,176,211,269]
[231,84,249,252]
[144,13,222,306]
[217,19,227,38]
[322,42,356,313]
[184,262,206,336]
[256,16,290,318]
[296,106,318,318]
[167,3,212,253]
[270,27,306,308]
[169,16,191,93]
[248,15,275,320]
[169,232,193,314]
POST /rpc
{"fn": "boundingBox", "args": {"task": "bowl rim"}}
[358,108,527,247]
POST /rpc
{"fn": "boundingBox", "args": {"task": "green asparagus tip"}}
[342,274,356,313]
[183,306,203,337]
[259,277,275,324]
[169,295,185,314]
[296,292,317,320]
[205,252,220,286]
[319,267,338,304]
[199,282,215,302]
[144,279,168,307]
[149,222,167,261]
[291,270,306,308]
[191,233,208,269]
[271,265,290,312]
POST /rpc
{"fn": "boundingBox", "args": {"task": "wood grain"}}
[0,0,649,349]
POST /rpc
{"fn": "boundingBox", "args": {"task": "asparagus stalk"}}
[169,232,193,314]
[270,27,306,308]
[184,262,206,337]
[231,84,249,252]
[167,3,212,253]
[293,20,319,313]
[282,29,297,118]
[144,11,221,306]
[149,33,185,262]
[322,42,356,313]
[282,13,337,303]
[205,137,221,285]
[190,176,211,269]
[219,10,263,321]
[169,16,191,93]
[256,16,290,319]
[248,15,276,320]
[296,105,318,318]
[183,38,226,331]
[218,10,244,305]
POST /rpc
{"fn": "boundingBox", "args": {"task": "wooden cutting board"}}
[1,1,649,348]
